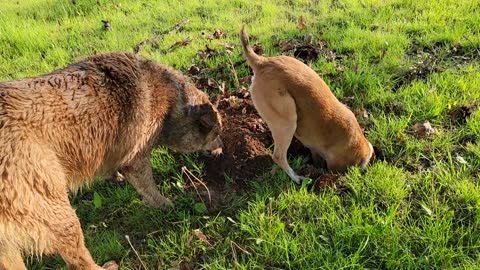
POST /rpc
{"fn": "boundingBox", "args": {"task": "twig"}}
[229,240,251,269]
[225,51,240,90]
[181,166,212,206]
[125,235,148,270]
[134,19,190,54]
[231,240,251,255]
[230,240,239,269]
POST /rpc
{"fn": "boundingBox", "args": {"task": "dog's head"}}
[160,85,223,154]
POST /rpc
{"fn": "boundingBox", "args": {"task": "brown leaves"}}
[210,29,226,39]
[197,45,217,59]
[222,42,235,52]
[413,121,436,138]
[193,229,211,245]
[252,43,264,55]
[297,15,306,30]
[187,64,201,75]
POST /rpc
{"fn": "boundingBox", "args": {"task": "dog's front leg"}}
[121,156,173,209]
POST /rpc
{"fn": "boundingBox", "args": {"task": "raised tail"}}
[239,25,263,72]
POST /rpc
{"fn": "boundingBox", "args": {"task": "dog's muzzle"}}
[204,136,223,157]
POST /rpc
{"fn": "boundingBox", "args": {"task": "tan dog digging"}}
[0,52,222,269]
[239,26,374,184]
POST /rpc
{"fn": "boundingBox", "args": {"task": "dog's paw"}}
[105,171,125,183]
[292,175,307,185]
[102,260,119,270]
[145,196,174,209]
[211,147,223,157]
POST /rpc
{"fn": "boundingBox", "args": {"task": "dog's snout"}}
[204,135,223,156]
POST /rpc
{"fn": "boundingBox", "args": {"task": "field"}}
[1,0,480,269]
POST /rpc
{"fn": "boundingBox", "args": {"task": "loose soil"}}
[193,90,336,212]
[199,91,273,187]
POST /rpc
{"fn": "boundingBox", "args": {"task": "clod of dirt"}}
[101,20,112,31]
[318,173,340,190]
[101,260,118,270]
[274,37,343,63]
[413,121,436,138]
[393,42,479,90]
[197,45,217,59]
[448,105,477,124]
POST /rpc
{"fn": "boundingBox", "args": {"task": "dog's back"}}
[2,53,138,184]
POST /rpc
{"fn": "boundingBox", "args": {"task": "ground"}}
[1,0,480,269]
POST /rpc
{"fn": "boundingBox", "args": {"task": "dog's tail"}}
[239,25,264,72]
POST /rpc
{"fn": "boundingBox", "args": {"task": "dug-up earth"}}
[197,89,327,212]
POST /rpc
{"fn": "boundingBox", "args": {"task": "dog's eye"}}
[199,114,216,134]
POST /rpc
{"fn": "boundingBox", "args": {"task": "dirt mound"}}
[200,91,273,187]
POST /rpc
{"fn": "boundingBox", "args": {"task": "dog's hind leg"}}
[43,195,104,270]
[251,86,304,184]
[20,144,106,270]
[271,120,305,184]
[0,247,27,270]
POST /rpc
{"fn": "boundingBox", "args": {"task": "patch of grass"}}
[2,0,479,269]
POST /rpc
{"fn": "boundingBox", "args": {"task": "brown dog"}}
[239,27,374,184]
[0,52,222,269]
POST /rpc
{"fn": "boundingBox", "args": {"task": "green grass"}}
[1,0,480,269]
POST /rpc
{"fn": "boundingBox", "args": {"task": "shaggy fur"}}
[239,27,373,184]
[0,52,222,269]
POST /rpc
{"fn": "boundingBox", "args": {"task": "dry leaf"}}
[298,15,306,30]
[352,63,359,72]
[193,229,211,245]
[305,33,313,44]
[222,43,235,51]
[210,29,225,39]
[455,155,469,165]
[197,45,217,59]
[252,43,264,55]
[188,64,201,75]
[170,38,192,48]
